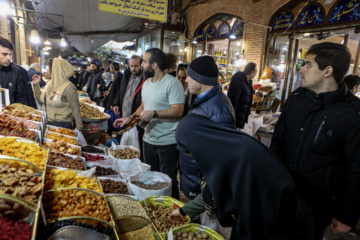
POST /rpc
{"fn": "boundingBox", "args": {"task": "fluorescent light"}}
[30,29,40,44]
[192,39,198,44]
[43,51,49,55]
[304,33,310,36]
[0,2,11,15]
[60,37,67,47]
[44,39,51,45]
[229,34,236,39]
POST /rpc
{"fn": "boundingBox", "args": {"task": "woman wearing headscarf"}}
[170,114,310,240]
[32,58,83,130]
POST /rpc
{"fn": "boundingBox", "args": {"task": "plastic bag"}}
[127,171,172,201]
[93,88,102,101]
[113,158,150,179]
[77,130,87,146]
[120,127,140,150]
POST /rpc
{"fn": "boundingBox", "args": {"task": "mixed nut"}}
[48,152,85,170]
[100,179,128,194]
[80,102,108,119]
[107,197,149,219]
[110,148,139,159]
[147,205,187,233]
[0,164,43,203]
[131,181,169,190]
[43,140,80,156]
[173,231,210,240]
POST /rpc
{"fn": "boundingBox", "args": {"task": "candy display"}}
[48,152,85,170]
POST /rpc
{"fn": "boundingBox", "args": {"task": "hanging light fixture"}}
[44,39,51,45]
[192,39,198,44]
[60,34,67,47]
[229,34,236,40]
[30,29,40,44]
[43,51,49,55]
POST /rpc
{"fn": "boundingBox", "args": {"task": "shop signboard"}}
[297,4,324,27]
[218,22,230,38]
[232,21,244,38]
[80,58,89,66]
[68,58,79,65]
[194,28,205,41]
[329,0,360,23]
[272,11,293,31]
[206,25,216,40]
[98,0,167,22]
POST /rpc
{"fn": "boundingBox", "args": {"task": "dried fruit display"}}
[3,105,41,121]
[0,198,33,221]
[117,225,155,240]
[46,132,78,145]
[43,189,111,222]
[93,166,118,176]
[82,146,105,154]
[147,205,187,233]
[80,102,108,119]
[79,99,95,105]
[100,179,128,194]
[0,115,37,140]
[48,152,85,170]
[7,103,43,116]
[0,217,32,240]
[45,168,101,192]
[83,153,106,162]
[43,140,80,156]
[110,148,139,159]
[0,164,43,203]
[48,127,76,137]
[0,138,48,170]
[1,114,39,130]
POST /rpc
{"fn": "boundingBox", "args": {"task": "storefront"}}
[191,13,245,82]
[265,0,360,109]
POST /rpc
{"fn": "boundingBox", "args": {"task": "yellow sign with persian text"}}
[99,0,167,22]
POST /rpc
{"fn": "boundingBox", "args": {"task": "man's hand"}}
[103,91,109,97]
[32,74,41,85]
[113,106,119,115]
[113,117,131,128]
[140,110,153,122]
[331,218,351,233]
[169,209,183,224]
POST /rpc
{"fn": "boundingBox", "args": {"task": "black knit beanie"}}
[187,55,218,86]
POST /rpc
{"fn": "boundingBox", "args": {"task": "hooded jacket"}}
[180,84,235,199]
[33,58,83,130]
[176,114,303,240]
[227,71,253,129]
[0,63,27,105]
[270,84,360,227]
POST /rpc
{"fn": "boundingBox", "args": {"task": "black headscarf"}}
[176,114,301,240]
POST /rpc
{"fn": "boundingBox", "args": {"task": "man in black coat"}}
[86,60,104,100]
[78,65,90,90]
[104,62,123,110]
[271,42,360,239]
[0,37,27,105]
[227,62,257,130]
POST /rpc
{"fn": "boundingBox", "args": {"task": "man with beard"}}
[114,49,184,199]
[86,60,104,100]
[270,42,360,239]
[0,37,27,104]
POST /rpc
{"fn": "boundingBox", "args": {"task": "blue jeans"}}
[143,142,179,199]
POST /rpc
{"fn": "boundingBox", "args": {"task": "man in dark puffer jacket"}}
[227,62,257,130]
[180,55,235,200]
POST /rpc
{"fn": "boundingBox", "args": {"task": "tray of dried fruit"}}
[98,177,136,198]
[2,105,43,121]
[43,138,81,156]
[45,167,102,193]
[47,125,78,138]
[37,216,118,240]
[80,102,110,123]
[114,216,163,240]
[141,196,190,236]
[0,193,40,240]
[82,152,109,163]
[108,145,140,160]
[0,136,49,170]
[43,188,115,227]
[45,131,79,145]
[82,145,107,156]
[47,151,86,171]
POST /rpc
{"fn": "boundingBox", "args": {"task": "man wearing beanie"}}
[179,55,235,201]
[114,48,184,199]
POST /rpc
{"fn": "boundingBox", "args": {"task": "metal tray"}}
[48,225,115,240]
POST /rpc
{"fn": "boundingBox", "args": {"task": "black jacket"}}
[86,69,104,100]
[270,84,360,227]
[69,71,79,87]
[0,63,27,105]
[28,68,46,87]
[227,71,253,128]
[16,64,36,108]
[105,71,124,110]
[78,70,90,89]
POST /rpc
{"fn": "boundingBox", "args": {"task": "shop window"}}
[151,29,161,49]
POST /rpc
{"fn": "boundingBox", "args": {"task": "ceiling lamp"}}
[60,35,67,47]
[30,29,40,44]
[192,39,198,44]
[44,46,51,51]
[44,39,51,45]
[43,51,49,55]
[229,34,236,40]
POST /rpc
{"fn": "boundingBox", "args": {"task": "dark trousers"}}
[143,141,179,200]
[48,121,72,129]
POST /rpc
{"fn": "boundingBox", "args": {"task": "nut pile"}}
[8,103,43,116]
[0,199,33,220]
[107,197,149,219]
[48,152,85,170]
[0,137,48,170]
[3,105,41,121]
[173,231,210,240]
[46,132,78,145]
[43,189,111,222]
[45,168,102,192]
[48,127,76,137]
[80,102,108,119]
[148,205,187,233]
[83,153,106,161]
[82,145,105,154]
[118,225,155,240]
[0,164,43,203]
[100,179,128,194]
[131,181,169,190]
[110,148,139,159]
[93,166,118,176]
[0,217,32,240]
[43,140,80,156]
[0,115,38,140]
